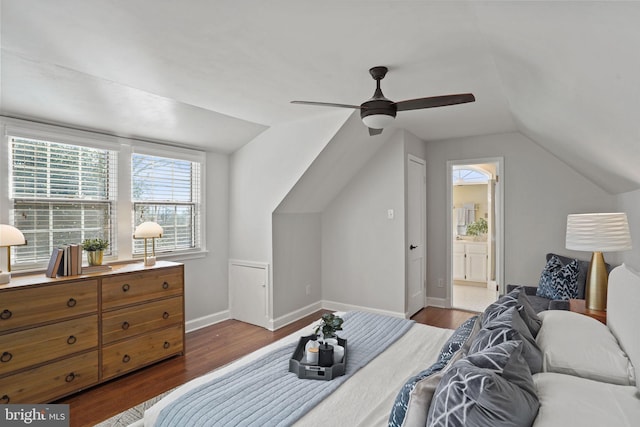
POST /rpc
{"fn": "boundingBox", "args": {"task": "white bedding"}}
[139,315,453,427]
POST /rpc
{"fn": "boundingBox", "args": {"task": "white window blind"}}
[132,153,201,255]
[9,136,117,267]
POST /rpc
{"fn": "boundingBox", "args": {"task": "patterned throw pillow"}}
[536,255,579,300]
[517,290,542,337]
[481,287,521,325]
[470,307,543,374]
[388,360,447,427]
[388,316,481,427]
[426,341,539,427]
[437,315,480,363]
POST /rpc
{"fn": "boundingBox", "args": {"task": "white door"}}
[407,156,426,317]
[229,261,269,328]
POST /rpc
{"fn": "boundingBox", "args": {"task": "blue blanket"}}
[155,311,414,427]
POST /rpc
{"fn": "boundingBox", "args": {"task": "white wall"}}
[168,151,230,330]
[229,111,351,263]
[272,213,322,318]
[228,110,351,323]
[321,131,406,315]
[616,189,640,271]
[425,132,616,301]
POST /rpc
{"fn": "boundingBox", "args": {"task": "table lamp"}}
[566,213,632,310]
[133,221,163,267]
[0,224,26,284]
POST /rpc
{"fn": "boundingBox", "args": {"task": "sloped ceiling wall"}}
[1,1,639,193]
[475,2,640,194]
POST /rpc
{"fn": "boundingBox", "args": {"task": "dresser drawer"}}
[102,267,183,310]
[102,324,183,380]
[0,350,98,404]
[102,296,183,344]
[0,315,98,376]
[0,280,97,333]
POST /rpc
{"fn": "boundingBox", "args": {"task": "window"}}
[9,136,117,267]
[132,153,202,255]
[2,118,206,272]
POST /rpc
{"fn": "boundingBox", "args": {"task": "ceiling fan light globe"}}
[362,113,395,130]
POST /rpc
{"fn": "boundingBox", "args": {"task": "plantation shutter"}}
[9,136,117,267]
[131,153,201,255]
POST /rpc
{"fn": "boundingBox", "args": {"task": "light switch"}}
[387,209,394,220]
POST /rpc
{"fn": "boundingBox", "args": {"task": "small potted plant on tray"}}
[82,238,109,266]
[315,312,344,339]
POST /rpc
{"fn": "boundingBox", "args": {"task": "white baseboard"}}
[268,301,323,331]
[185,310,230,333]
[426,297,449,308]
[186,299,438,334]
[321,300,405,319]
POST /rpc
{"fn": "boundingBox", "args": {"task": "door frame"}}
[446,157,504,308]
[406,154,427,317]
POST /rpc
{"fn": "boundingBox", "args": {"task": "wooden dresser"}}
[0,261,184,404]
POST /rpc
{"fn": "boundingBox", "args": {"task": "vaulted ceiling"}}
[2,1,639,194]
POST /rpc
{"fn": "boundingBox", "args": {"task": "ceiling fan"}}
[291,66,475,136]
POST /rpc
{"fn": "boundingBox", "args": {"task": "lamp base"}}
[144,256,156,267]
[0,271,10,285]
[585,252,608,311]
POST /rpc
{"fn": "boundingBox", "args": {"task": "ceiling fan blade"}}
[394,93,475,112]
[368,127,383,136]
[291,100,362,109]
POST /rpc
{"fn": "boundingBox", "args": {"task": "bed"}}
[133,264,640,426]
[133,311,456,427]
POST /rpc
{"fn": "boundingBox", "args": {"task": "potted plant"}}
[82,238,109,266]
[314,312,344,339]
[466,218,488,240]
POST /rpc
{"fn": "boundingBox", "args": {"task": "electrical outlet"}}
[306,285,311,295]
[437,278,444,288]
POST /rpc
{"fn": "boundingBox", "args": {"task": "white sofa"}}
[532,264,640,426]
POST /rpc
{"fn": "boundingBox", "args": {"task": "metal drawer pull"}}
[122,354,131,363]
[162,311,169,320]
[122,321,130,330]
[0,309,12,320]
[1,352,13,363]
[67,335,77,345]
[1,394,9,404]
[162,281,169,289]
[122,283,130,292]
[163,341,170,349]
[65,372,76,383]
[67,298,77,307]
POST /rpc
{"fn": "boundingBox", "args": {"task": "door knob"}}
[409,245,418,250]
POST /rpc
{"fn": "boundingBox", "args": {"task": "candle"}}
[306,346,319,364]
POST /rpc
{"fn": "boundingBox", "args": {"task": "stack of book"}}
[45,245,111,278]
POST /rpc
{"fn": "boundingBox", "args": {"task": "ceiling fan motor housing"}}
[360,99,397,121]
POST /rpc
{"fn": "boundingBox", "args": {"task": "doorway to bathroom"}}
[447,158,503,312]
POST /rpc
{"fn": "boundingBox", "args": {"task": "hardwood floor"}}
[58,307,475,426]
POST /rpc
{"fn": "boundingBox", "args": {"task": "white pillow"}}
[532,372,640,427]
[536,310,635,385]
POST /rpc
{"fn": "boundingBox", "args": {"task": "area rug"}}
[93,389,174,427]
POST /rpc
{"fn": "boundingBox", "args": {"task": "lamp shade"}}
[361,113,395,130]
[0,224,26,247]
[566,213,632,252]
[133,222,163,239]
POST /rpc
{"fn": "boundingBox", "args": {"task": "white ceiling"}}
[1,1,640,193]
